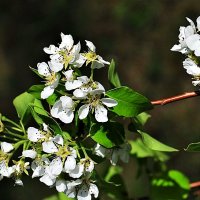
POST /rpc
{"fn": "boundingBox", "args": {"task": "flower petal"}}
[101,98,118,107]
[42,141,58,153]
[37,62,51,77]
[49,60,63,72]
[59,109,74,124]
[41,85,55,99]
[40,174,56,186]
[68,163,84,178]
[60,33,74,50]
[27,127,44,142]
[51,100,62,118]
[78,104,90,120]
[53,135,64,146]
[56,179,67,192]
[1,142,14,153]
[95,105,108,122]
[85,40,96,52]
[89,183,99,198]
[77,184,91,200]
[64,156,76,172]
[22,150,37,159]
[60,96,74,109]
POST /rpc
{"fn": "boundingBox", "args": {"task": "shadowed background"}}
[1,0,200,199]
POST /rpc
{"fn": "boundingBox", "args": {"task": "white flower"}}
[31,157,50,178]
[171,17,197,54]
[44,33,85,69]
[27,124,64,154]
[66,179,99,200]
[78,96,117,123]
[183,58,200,86]
[51,96,75,124]
[83,40,110,69]
[39,157,63,186]
[185,34,200,56]
[95,143,131,165]
[63,70,83,90]
[68,158,94,179]
[0,161,14,177]
[22,150,37,159]
[37,62,60,99]
[110,143,131,165]
[1,142,14,153]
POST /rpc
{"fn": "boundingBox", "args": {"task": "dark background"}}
[1,0,200,199]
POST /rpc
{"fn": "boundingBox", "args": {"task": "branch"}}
[191,181,200,188]
[151,91,200,106]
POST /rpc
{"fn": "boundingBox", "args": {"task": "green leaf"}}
[58,192,74,200]
[13,92,35,122]
[130,138,169,161]
[185,142,200,152]
[105,166,123,182]
[90,122,125,148]
[139,131,178,152]
[43,195,58,200]
[108,59,121,88]
[106,86,153,117]
[136,112,151,126]
[28,84,44,99]
[168,170,190,190]
[46,93,58,105]
[32,99,48,116]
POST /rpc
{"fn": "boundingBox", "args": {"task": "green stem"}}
[5,128,25,139]
[14,140,28,150]
[2,116,21,129]
[90,66,94,80]
[0,135,19,142]
[10,127,23,133]
[20,120,26,135]
[80,143,88,158]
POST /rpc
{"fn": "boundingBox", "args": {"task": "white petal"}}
[69,163,84,178]
[22,150,37,159]
[41,85,55,99]
[73,89,88,99]
[1,142,14,153]
[171,44,182,51]
[53,135,64,146]
[32,166,45,178]
[51,100,62,118]
[101,98,118,107]
[197,16,200,32]
[56,179,67,192]
[15,179,23,186]
[65,80,83,90]
[27,127,43,142]
[0,162,14,177]
[40,174,56,186]
[59,109,74,124]
[77,185,91,200]
[42,141,58,153]
[43,123,48,131]
[110,150,119,165]
[37,62,51,77]
[186,34,200,51]
[89,183,99,198]
[92,61,104,69]
[64,156,76,172]
[60,96,74,109]
[49,157,63,176]
[60,33,74,50]
[94,144,106,158]
[49,60,63,72]
[78,104,90,120]
[43,45,58,54]
[63,69,73,80]
[81,159,94,173]
[73,54,86,68]
[183,58,200,76]
[85,40,96,52]
[95,105,108,122]
[77,76,90,84]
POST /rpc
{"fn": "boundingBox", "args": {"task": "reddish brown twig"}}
[151,91,200,106]
[191,181,200,188]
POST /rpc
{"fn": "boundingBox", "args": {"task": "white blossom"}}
[1,142,14,153]
[83,40,110,69]
[22,150,37,159]
[51,96,75,124]
[78,95,117,123]
[56,179,67,192]
[44,33,85,69]
[37,62,60,99]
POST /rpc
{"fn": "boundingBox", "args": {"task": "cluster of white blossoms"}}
[0,34,132,200]
[38,33,117,123]
[171,16,200,86]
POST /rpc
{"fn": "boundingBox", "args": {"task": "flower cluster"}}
[0,33,132,200]
[38,33,117,123]
[171,16,200,86]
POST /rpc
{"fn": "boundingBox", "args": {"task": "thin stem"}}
[2,116,21,129]
[151,91,200,106]
[0,135,19,142]
[5,128,25,139]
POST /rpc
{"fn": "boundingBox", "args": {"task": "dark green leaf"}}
[90,122,125,148]
[108,59,121,88]
[106,86,153,117]
[139,131,178,152]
